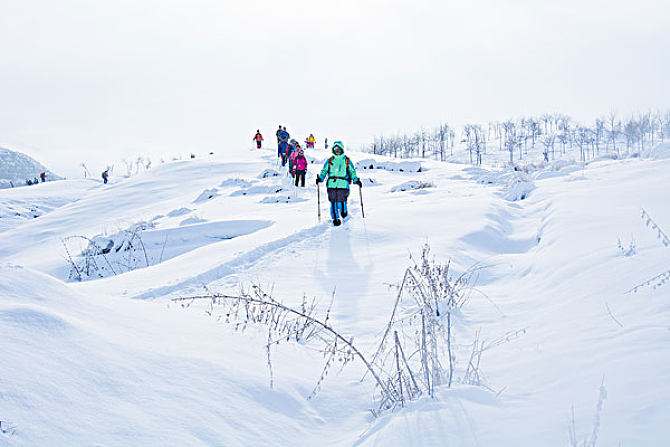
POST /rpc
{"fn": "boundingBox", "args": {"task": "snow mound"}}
[0,306,70,334]
[390,180,434,193]
[641,142,670,160]
[193,188,219,203]
[356,159,423,173]
[63,220,273,281]
[166,207,192,217]
[220,178,254,188]
[179,216,207,226]
[231,185,284,196]
[259,194,308,204]
[258,169,280,179]
[0,264,319,446]
[0,179,94,233]
[0,147,61,188]
[502,176,535,201]
[472,168,536,201]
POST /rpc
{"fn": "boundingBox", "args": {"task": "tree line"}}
[366,110,670,165]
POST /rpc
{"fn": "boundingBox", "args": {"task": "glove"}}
[315,177,322,185]
[354,179,363,187]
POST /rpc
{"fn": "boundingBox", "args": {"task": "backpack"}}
[327,156,352,183]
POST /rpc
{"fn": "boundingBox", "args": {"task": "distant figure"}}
[39,172,46,182]
[33,177,39,185]
[26,179,33,186]
[253,130,264,149]
[306,134,316,149]
[287,140,299,176]
[277,127,290,166]
[102,169,109,184]
[276,125,282,143]
[324,137,329,151]
[190,153,196,159]
[293,148,308,187]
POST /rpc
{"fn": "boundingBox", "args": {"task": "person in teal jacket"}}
[315,140,362,226]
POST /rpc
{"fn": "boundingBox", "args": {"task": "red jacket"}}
[254,132,263,142]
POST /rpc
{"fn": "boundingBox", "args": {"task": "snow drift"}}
[0,147,61,188]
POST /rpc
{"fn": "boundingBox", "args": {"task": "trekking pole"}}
[359,185,365,218]
[317,183,322,222]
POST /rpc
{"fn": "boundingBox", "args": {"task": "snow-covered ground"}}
[0,147,61,189]
[1,146,668,446]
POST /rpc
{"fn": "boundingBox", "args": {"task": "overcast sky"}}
[1,0,668,176]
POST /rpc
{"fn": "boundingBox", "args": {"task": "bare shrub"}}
[63,222,152,281]
[174,245,502,416]
[568,377,608,447]
[628,208,670,293]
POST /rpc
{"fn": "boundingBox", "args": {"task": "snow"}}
[356,158,424,173]
[389,180,435,193]
[1,147,669,445]
[641,141,670,160]
[0,147,61,188]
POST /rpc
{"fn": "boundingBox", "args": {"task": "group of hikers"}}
[253,126,363,227]
[24,172,47,186]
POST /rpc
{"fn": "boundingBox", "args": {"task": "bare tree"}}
[541,132,556,162]
[502,120,517,164]
[606,111,620,156]
[623,117,639,153]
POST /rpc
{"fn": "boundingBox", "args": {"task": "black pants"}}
[256,141,262,149]
[327,188,350,220]
[294,170,306,187]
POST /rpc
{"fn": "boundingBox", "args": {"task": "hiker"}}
[26,179,33,186]
[276,125,282,143]
[102,169,109,184]
[33,177,39,185]
[277,127,290,166]
[253,130,264,149]
[306,134,316,149]
[293,148,308,187]
[315,140,362,226]
[324,137,329,151]
[287,140,299,175]
[39,172,46,182]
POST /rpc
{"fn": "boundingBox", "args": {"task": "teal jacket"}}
[318,154,359,189]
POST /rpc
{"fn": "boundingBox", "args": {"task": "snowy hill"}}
[1,147,669,446]
[0,147,62,189]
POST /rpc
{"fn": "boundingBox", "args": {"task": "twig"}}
[604,302,624,328]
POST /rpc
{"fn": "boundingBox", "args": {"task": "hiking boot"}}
[341,210,348,218]
[333,218,342,226]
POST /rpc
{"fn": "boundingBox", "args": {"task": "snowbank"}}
[390,180,434,192]
[0,264,323,446]
[356,158,424,173]
[0,147,62,187]
[2,148,670,446]
[641,142,670,160]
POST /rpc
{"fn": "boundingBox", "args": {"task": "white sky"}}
[1,0,668,176]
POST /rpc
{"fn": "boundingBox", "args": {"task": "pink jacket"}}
[294,154,308,171]
[290,150,299,163]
